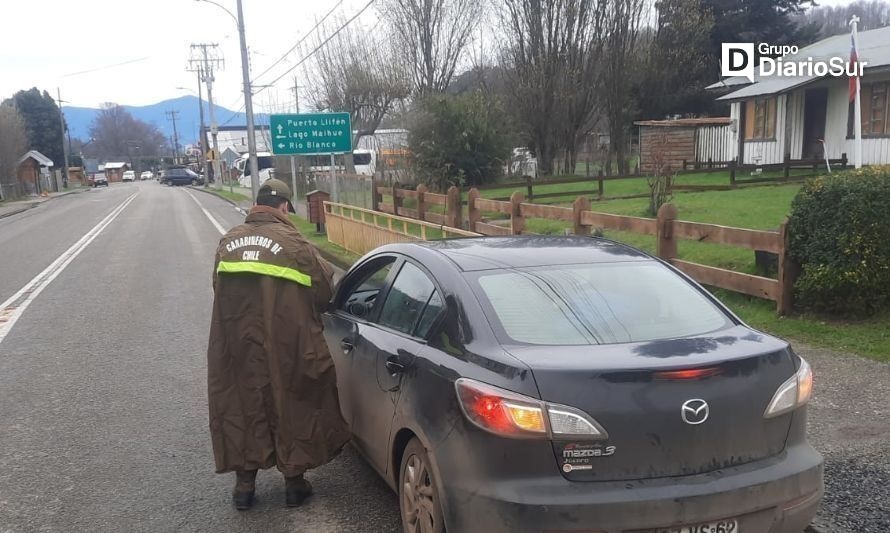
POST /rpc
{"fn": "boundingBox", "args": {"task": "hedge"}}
[788,166,890,316]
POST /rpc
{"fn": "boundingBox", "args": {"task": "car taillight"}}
[764,357,813,418]
[455,378,607,440]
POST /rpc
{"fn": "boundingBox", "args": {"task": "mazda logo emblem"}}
[681,399,709,425]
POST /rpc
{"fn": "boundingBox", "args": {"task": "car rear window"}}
[472,262,731,346]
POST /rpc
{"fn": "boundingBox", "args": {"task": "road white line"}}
[184,190,227,235]
[0,192,140,344]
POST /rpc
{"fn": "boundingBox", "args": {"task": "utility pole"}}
[166,110,181,162]
[289,76,303,199]
[189,43,224,189]
[56,88,70,190]
[196,68,209,178]
[236,0,260,200]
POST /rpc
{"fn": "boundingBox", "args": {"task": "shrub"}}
[408,93,513,191]
[788,166,890,316]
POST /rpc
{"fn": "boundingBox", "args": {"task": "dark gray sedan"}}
[323,236,822,533]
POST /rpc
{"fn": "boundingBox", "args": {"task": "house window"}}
[848,82,890,137]
[744,97,777,140]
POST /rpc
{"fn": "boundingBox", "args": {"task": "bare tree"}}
[601,0,647,175]
[0,105,29,199]
[305,20,411,169]
[379,0,485,94]
[501,0,606,176]
[89,104,167,160]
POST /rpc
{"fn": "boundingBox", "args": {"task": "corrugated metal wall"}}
[695,125,735,163]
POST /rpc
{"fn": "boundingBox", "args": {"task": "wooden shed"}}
[635,118,733,173]
[15,150,54,197]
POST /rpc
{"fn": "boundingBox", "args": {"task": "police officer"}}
[206,179,349,510]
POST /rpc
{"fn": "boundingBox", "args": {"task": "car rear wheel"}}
[399,438,444,533]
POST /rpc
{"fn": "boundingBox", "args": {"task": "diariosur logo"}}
[721,43,865,83]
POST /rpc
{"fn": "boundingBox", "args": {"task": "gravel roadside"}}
[796,343,890,532]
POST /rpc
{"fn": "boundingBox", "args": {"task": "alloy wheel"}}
[401,453,437,533]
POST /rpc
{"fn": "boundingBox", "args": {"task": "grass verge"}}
[289,214,360,268]
[211,189,251,204]
[718,292,890,362]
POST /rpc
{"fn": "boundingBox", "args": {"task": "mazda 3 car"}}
[323,236,823,533]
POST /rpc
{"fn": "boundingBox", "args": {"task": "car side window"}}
[414,291,444,338]
[341,258,396,319]
[378,262,441,337]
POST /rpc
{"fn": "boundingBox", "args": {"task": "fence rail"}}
[324,201,476,256]
[461,190,795,313]
[339,182,800,314]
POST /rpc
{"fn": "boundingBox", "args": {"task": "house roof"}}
[634,117,732,127]
[17,150,53,167]
[711,25,890,101]
[103,162,128,169]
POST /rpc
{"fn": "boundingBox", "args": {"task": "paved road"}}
[0,182,400,533]
[1,182,886,532]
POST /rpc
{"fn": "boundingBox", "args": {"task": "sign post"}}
[270,112,352,203]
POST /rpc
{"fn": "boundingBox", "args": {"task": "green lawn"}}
[514,184,889,362]
[476,169,811,204]
[519,184,801,274]
[297,183,889,363]
[719,292,890,362]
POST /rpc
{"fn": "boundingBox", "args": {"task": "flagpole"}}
[851,15,863,169]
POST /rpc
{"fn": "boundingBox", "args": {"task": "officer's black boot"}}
[232,470,257,510]
[285,474,313,507]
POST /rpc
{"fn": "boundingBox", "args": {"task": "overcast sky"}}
[0,0,860,113]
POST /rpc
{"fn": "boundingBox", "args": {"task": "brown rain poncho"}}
[207,206,349,477]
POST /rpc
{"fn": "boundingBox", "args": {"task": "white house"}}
[708,25,890,165]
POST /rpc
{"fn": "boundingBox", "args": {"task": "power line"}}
[63,56,151,77]
[252,0,346,83]
[254,0,377,96]
[220,104,246,126]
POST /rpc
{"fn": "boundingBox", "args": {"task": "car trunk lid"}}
[506,326,796,482]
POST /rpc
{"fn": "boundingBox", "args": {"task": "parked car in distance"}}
[93,174,108,187]
[122,170,136,182]
[163,166,201,186]
[323,236,823,533]
[140,171,153,181]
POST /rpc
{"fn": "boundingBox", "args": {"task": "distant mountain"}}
[63,96,270,144]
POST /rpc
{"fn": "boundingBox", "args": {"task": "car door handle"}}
[340,339,354,353]
[384,355,406,375]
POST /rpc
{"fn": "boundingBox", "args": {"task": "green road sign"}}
[269,112,352,155]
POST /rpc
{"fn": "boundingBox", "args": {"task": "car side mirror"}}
[348,301,369,319]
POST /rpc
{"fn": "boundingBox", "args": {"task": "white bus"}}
[305,150,377,176]
[235,152,275,188]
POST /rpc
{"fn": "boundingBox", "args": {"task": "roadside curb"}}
[0,188,86,220]
[0,205,34,219]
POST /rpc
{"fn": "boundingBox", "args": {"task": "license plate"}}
[655,519,738,533]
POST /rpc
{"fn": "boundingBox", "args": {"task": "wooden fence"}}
[324,201,476,256]
[681,154,848,185]
[374,182,463,227]
[361,182,800,314]
[463,190,798,314]
[422,154,846,203]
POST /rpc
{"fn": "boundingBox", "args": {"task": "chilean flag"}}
[849,33,859,102]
